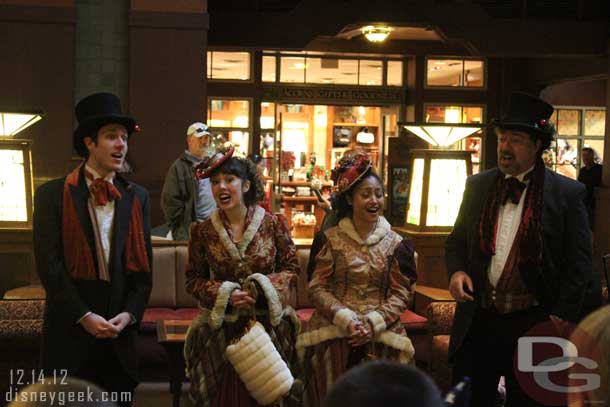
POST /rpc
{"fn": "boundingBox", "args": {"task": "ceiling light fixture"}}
[0,111,44,136]
[362,25,392,43]
[400,122,482,147]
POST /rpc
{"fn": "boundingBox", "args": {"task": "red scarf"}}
[62,164,150,280]
[479,158,545,268]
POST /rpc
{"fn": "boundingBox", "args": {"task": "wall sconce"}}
[0,111,44,136]
[400,122,482,147]
[362,25,392,42]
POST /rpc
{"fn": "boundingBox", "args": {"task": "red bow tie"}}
[501,177,526,205]
[87,174,121,206]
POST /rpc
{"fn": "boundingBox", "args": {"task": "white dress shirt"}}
[84,164,115,270]
[487,166,534,287]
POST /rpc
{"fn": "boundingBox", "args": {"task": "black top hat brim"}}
[490,118,554,137]
[73,114,136,157]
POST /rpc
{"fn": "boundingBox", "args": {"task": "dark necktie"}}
[86,171,121,206]
[502,177,526,205]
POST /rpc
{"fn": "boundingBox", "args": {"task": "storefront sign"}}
[263,86,403,105]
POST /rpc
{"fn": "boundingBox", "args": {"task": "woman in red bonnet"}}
[297,152,417,406]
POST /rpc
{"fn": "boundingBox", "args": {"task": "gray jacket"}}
[161,152,214,240]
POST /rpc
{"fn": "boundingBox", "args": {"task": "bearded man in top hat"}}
[33,92,152,406]
[445,92,601,406]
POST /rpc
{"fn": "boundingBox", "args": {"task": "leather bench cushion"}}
[175,245,197,308]
[149,246,177,307]
[3,285,46,300]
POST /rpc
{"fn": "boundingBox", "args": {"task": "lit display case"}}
[405,149,472,232]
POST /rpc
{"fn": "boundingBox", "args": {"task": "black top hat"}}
[73,92,137,157]
[491,92,555,149]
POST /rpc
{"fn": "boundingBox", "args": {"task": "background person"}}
[161,122,216,240]
[577,146,603,230]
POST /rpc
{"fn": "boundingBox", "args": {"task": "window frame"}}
[206,97,254,156]
[424,56,487,90]
[264,51,405,87]
[547,106,606,179]
[206,50,254,83]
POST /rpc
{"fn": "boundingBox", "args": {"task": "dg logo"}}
[513,319,600,406]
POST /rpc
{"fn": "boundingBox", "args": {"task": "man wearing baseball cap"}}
[161,122,217,240]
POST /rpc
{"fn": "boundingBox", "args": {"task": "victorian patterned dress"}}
[297,217,416,406]
[184,205,300,407]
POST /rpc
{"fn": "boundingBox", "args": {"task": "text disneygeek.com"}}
[5,386,132,405]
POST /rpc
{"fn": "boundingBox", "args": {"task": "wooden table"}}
[156,319,191,407]
[414,285,454,315]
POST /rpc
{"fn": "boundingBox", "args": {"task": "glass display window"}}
[387,61,403,86]
[305,57,358,85]
[262,56,276,83]
[280,56,306,83]
[358,60,383,86]
[546,107,605,178]
[268,52,405,86]
[426,58,485,88]
[207,99,251,157]
[555,109,580,136]
[260,102,275,129]
[584,110,605,136]
[207,99,250,128]
[206,51,251,81]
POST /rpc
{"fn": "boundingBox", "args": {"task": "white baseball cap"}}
[187,122,211,137]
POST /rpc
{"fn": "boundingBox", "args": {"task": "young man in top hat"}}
[33,92,152,406]
[161,122,216,240]
[445,92,601,406]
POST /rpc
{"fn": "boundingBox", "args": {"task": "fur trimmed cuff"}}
[366,311,387,335]
[332,308,358,332]
[208,281,241,330]
[246,273,283,326]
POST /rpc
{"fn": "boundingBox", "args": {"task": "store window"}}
[358,60,383,86]
[425,104,484,173]
[426,58,485,88]
[306,58,357,85]
[387,60,403,86]
[262,56,276,82]
[207,99,250,156]
[206,51,251,81]
[546,107,605,179]
[280,56,306,83]
[273,53,403,86]
[0,140,33,228]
